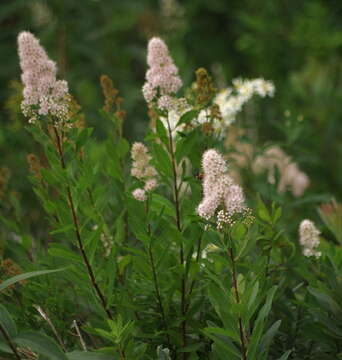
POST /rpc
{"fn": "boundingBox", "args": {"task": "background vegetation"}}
[2,0,342,195]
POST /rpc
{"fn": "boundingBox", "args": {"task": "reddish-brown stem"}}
[165,117,187,358]
[228,245,247,360]
[52,126,112,320]
[145,200,172,350]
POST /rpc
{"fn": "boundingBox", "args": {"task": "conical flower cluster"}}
[131,142,158,201]
[299,219,321,258]
[142,37,182,111]
[197,149,246,221]
[17,31,69,124]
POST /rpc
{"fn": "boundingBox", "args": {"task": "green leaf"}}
[211,343,238,360]
[67,352,115,360]
[156,119,169,145]
[152,143,172,178]
[176,109,199,127]
[203,331,240,358]
[308,287,342,315]
[0,341,12,354]
[175,130,199,163]
[257,196,271,223]
[277,350,292,360]
[272,206,282,223]
[150,193,175,217]
[116,138,129,159]
[75,128,93,152]
[258,320,281,356]
[50,224,75,235]
[231,223,247,242]
[0,268,66,292]
[243,281,260,323]
[48,246,82,264]
[0,305,17,338]
[15,331,67,360]
[247,286,277,359]
[204,327,238,343]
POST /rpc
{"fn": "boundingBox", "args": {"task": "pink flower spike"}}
[17,31,69,124]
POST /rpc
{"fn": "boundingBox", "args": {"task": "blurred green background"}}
[1,0,342,209]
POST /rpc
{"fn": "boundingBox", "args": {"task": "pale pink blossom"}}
[132,188,147,202]
[143,37,182,107]
[202,149,227,183]
[197,149,246,220]
[142,83,156,103]
[224,184,245,216]
[144,178,157,191]
[197,195,221,220]
[157,95,174,111]
[253,146,310,197]
[17,31,69,123]
[131,142,158,200]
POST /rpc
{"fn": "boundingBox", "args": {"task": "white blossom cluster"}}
[159,98,191,137]
[196,77,274,132]
[158,77,275,138]
[299,219,321,258]
[131,142,158,202]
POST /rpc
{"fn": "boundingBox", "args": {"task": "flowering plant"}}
[0,32,341,360]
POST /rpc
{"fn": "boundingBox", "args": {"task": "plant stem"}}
[148,243,172,347]
[185,233,203,312]
[228,240,247,360]
[119,346,126,360]
[165,117,187,358]
[34,305,66,352]
[52,126,112,320]
[145,200,172,350]
[72,320,87,351]
[265,246,272,278]
[0,323,21,360]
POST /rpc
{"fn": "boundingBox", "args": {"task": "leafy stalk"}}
[145,199,171,350]
[227,233,247,360]
[52,126,113,320]
[185,233,203,312]
[165,115,187,358]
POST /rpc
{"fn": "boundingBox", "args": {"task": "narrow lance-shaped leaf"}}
[0,268,67,292]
